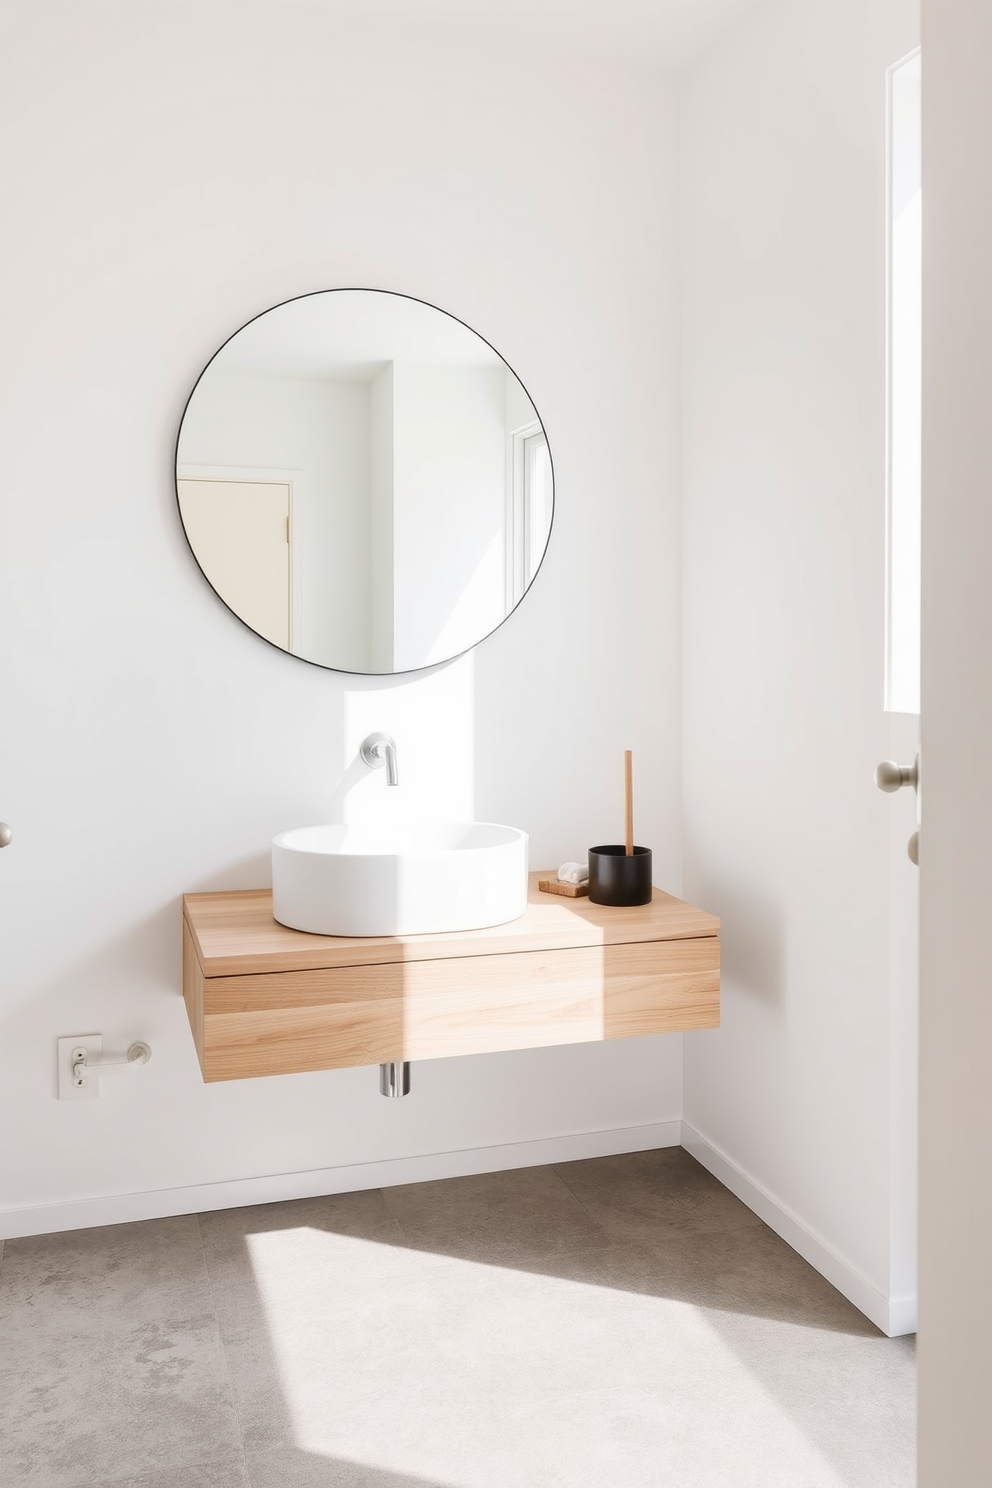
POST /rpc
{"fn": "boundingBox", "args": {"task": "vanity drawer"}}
[184,924,720,1082]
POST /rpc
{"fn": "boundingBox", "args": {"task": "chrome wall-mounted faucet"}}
[360,732,399,786]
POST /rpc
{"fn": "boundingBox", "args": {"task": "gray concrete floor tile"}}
[553,1145,765,1243]
[245,1444,493,1486]
[712,1314,917,1488]
[74,1459,251,1488]
[515,1218,878,1333]
[382,1162,612,1263]
[198,1189,410,1343]
[198,1189,406,1254]
[201,1224,515,1454]
[200,1205,435,1344]
[648,1221,882,1332]
[0,1313,244,1488]
[0,1216,214,1335]
[0,1152,915,1488]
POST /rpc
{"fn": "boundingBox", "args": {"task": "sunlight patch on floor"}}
[245,1225,854,1487]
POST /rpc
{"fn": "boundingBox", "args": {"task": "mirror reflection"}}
[175,289,553,673]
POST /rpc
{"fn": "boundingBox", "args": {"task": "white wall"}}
[680,0,919,1329]
[0,1,682,1229]
[178,371,373,669]
[369,363,395,672]
[391,364,506,669]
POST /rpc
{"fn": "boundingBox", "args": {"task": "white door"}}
[918,1,992,1481]
[177,478,291,650]
[880,48,922,1330]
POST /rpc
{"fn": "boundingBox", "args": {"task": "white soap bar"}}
[558,861,589,885]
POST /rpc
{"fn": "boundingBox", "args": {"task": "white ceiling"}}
[300,0,764,73]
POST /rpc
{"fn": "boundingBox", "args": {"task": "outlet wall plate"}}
[58,1034,103,1100]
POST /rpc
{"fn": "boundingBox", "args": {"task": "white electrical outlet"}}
[58,1034,103,1100]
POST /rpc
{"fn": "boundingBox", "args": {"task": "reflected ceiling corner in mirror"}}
[174,287,555,676]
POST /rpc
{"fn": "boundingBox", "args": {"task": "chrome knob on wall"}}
[0,822,11,848]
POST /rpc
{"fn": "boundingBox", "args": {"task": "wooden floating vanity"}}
[181,872,721,1082]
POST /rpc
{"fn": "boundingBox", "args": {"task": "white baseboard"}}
[1,1120,918,1338]
[681,1120,917,1338]
[0,1120,682,1242]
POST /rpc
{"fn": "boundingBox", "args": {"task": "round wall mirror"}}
[175,289,554,674]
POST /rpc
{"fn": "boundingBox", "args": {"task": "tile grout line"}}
[193,1210,252,1487]
[547,1160,618,1245]
[377,1183,418,1246]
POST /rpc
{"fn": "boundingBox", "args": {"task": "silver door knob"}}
[908,830,920,866]
[875,758,919,793]
[0,822,11,849]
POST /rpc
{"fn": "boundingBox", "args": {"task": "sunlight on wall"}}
[335,654,476,826]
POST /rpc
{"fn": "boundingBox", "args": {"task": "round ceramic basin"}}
[271,821,529,937]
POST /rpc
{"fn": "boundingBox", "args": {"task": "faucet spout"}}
[360,732,399,787]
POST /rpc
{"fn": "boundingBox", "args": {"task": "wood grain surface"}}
[181,871,721,1083]
[183,871,719,977]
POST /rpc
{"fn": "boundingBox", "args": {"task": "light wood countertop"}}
[181,871,721,1081]
[183,871,719,979]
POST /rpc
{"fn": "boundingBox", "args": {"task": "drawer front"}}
[192,936,720,1082]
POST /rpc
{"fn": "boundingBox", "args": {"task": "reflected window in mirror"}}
[506,422,552,610]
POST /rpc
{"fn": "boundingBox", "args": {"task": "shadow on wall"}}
[685,867,786,1012]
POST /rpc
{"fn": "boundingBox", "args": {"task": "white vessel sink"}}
[271,822,529,937]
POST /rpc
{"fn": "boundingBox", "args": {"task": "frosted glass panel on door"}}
[886,51,921,714]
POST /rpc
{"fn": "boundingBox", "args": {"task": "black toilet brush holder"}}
[587,750,654,906]
[588,845,653,906]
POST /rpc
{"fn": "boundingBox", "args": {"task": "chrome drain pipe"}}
[379,1061,411,1098]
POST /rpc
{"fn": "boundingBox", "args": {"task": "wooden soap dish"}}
[538,877,589,898]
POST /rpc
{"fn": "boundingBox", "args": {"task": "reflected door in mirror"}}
[178,478,291,650]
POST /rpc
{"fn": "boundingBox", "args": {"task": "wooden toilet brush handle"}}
[624,750,634,857]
